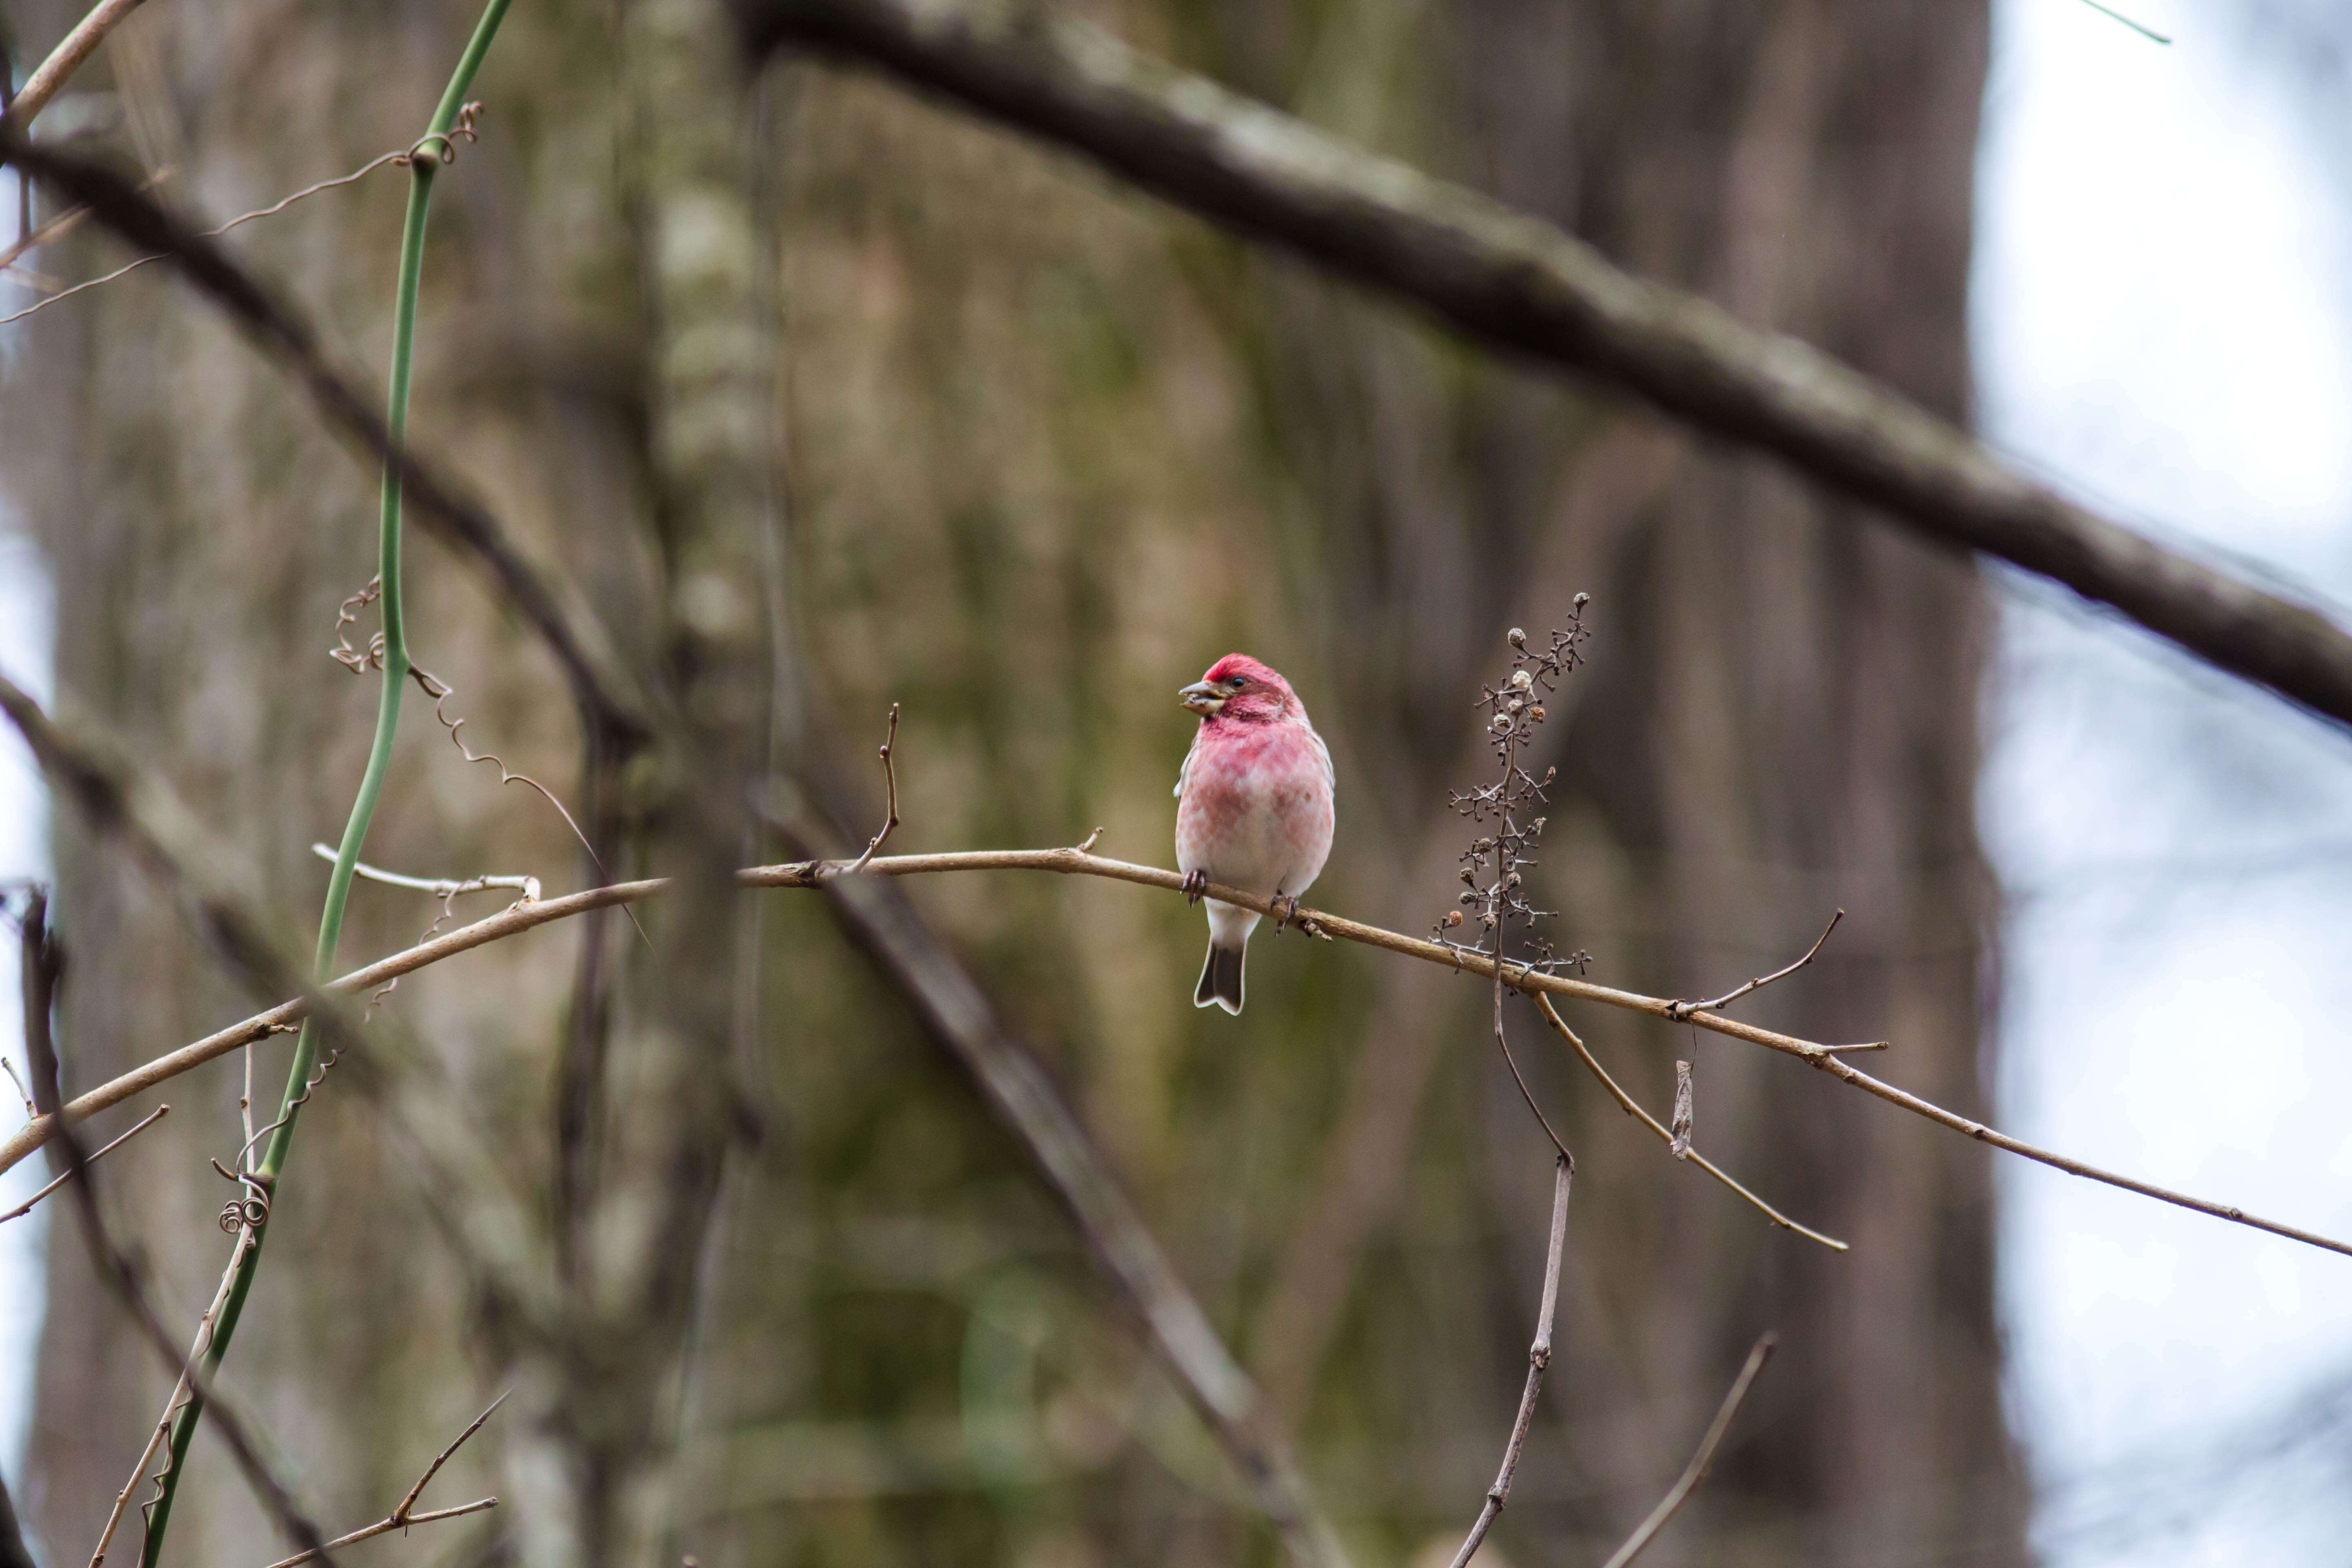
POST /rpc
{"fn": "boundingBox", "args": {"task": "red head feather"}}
[1198,654,1300,724]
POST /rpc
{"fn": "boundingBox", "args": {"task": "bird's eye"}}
[1225,675,1248,689]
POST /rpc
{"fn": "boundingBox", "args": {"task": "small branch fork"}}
[1666,910,1842,1022]
[1445,1153,1571,1568]
[254,1394,505,1568]
[1597,1334,1778,1568]
[1540,998,1843,1249]
[844,702,901,876]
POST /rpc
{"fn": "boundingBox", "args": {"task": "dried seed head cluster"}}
[1438,597,1593,978]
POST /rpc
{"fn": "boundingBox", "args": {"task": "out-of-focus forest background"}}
[0,0,2347,1565]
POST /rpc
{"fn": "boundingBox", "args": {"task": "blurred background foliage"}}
[2,0,2021,1564]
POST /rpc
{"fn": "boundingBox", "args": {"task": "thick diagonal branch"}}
[735,0,2352,729]
[769,798,1353,1568]
[0,134,653,747]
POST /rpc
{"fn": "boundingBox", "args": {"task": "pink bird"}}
[1174,654,1336,1014]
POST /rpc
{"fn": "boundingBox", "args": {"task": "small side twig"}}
[1538,998,1845,1250]
[1445,1152,1572,1568]
[0,1104,167,1223]
[1596,1333,1777,1568]
[253,1392,506,1568]
[1666,910,1841,1021]
[0,1056,34,1120]
[309,843,540,907]
[845,703,901,875]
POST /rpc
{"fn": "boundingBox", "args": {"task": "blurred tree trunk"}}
[3,0,2020,1566]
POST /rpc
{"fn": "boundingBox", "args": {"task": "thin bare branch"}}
[255,1501,497,1568]
[4,813,2341,1261]
[844,702,901,875]
[1538,998,1845,1250]
[393,1392,507,1520]
[737,0,2352,731]
[2,0,153,131]
[1666,909,1841,1020]
[311,842,540,905]
[0,1103,167,1222]
[0,1056,33,1120]
[1445,1154,1571,1568]
[0,165,175,277]
[1597,1334,1777,1568]
[253,1393,508,1568]
[2074,0,2172,44]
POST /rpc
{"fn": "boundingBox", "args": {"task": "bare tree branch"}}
[0,675,564,1333]
[252,1394,506,1568]
[0,1102,167,1222]
[0,134,655,748]
[2,0,154,131]
[765,790,1354,1568]
[17,891,340,1568]
[5,799,2343,1263]
[1537,999,1844,1250]
[1444,1154,1570,1568]
[1597,1334,1777,1568]
[734,0,2352,731]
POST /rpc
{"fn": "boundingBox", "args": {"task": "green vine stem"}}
[137,6,512,1561]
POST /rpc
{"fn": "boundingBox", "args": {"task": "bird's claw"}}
[1272,893,1301,933]
[1182,869,1207,906]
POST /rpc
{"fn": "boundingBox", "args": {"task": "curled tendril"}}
[209,1158,273,1234]
[330,575,385,672]
[396,101,483,170]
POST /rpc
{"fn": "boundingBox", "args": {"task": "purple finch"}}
[1174,655,1336,1014]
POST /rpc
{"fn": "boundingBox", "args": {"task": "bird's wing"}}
[1175,725,1202,800]
[1310,724,1335,797]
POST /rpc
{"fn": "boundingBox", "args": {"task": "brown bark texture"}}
[1,0,2022,1565]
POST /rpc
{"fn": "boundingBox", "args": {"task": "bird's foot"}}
[1271,893,1301,933]
[1182,869,1208,906]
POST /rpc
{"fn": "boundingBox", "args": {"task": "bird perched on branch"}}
[1174,654,1335,1014]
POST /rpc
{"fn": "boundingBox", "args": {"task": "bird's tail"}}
[1195,939,1246,1015]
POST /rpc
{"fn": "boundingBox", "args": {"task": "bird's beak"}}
[1180,681,1226,717]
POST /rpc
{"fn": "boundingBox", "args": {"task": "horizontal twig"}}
[1,822,2342,1262]
[736,0,2352,730]
[310,842,540,904]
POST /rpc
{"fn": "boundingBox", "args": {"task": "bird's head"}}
[1180,654,1297,724]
